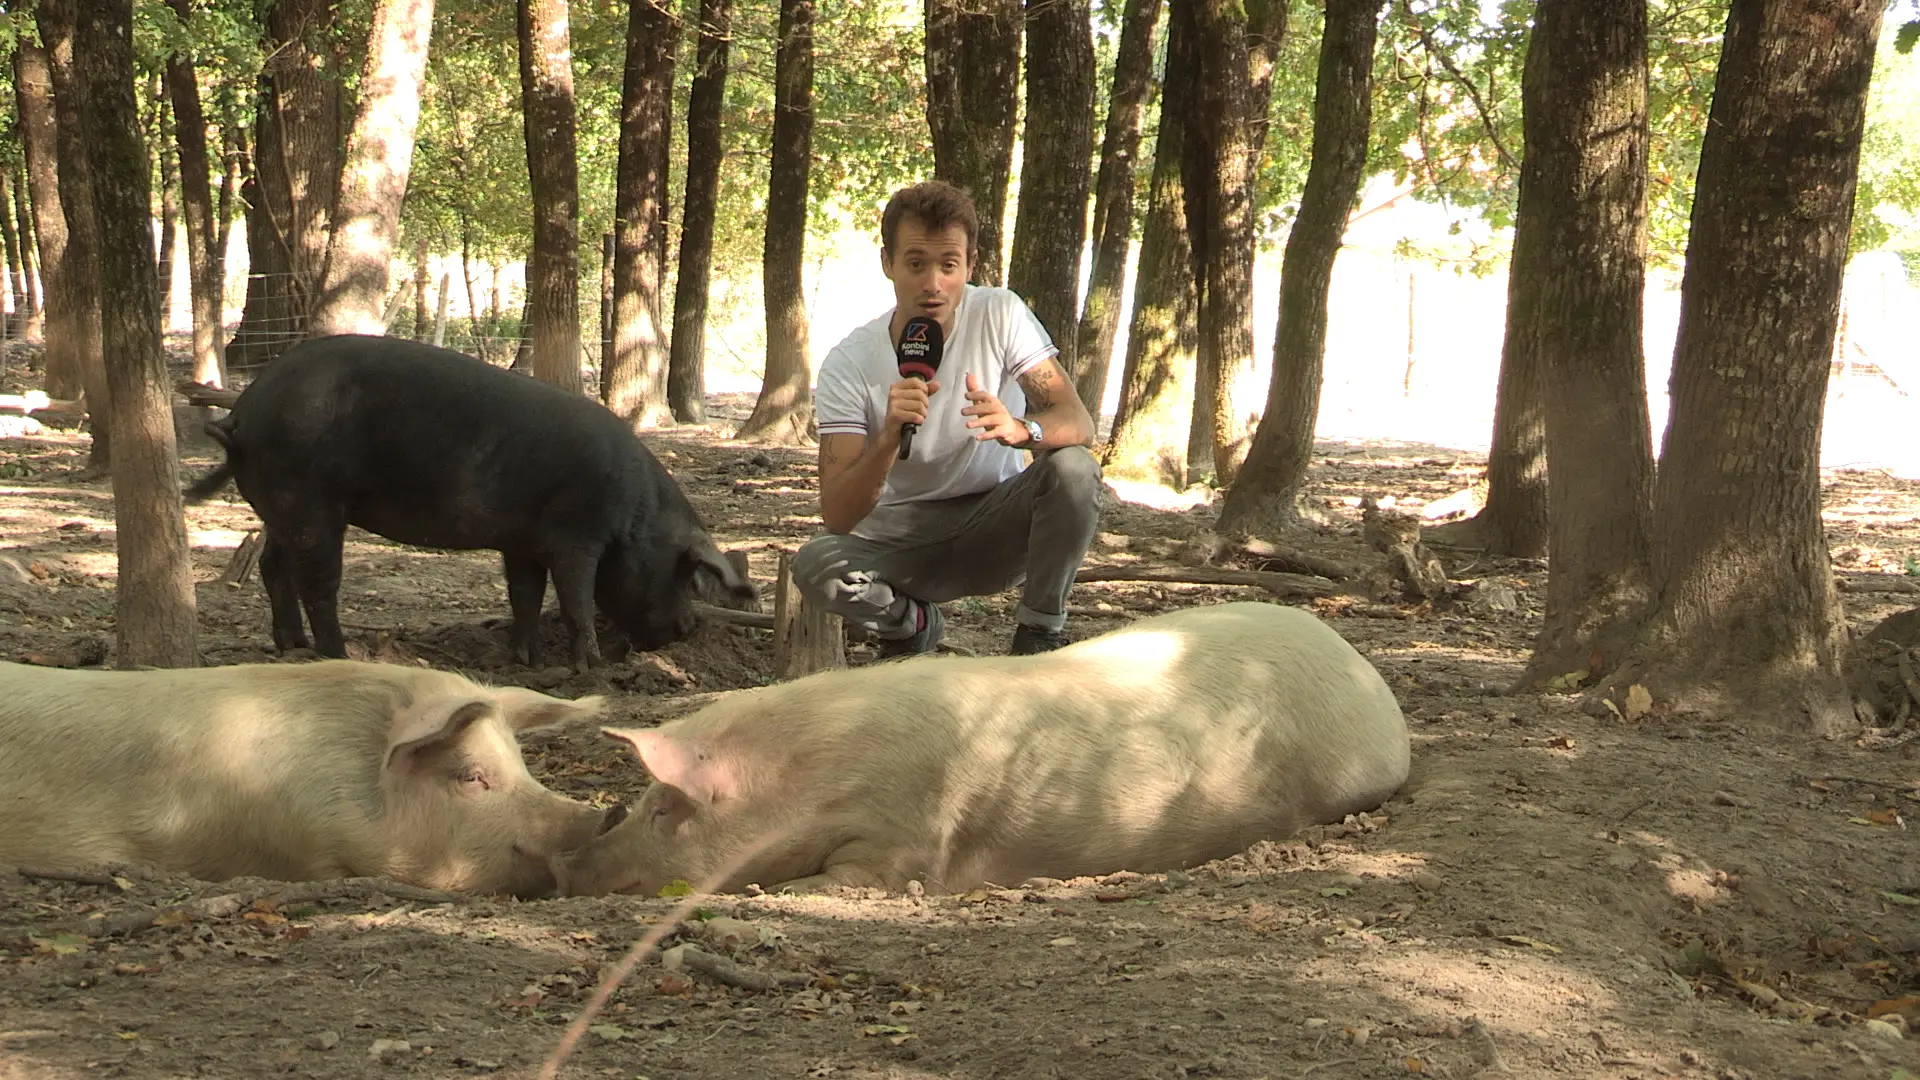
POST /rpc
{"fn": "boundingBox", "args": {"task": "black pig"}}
[186,335,757,669]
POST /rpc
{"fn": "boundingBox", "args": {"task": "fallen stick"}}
[1836,574,1920,595]
[1074,564,1339,599]
[85,876,465,937]
[17,867,123,888]
[691,601,775,630]
[172,380,241,409]
[669,943,811,992]
[1234,538,1360,582]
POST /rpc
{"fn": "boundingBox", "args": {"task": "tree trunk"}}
[605,0,677,428]
[225,0,343,366]
[413,237,431,340]
[1456,264,1550,556]
[1006,0,1095,376]
[13,42,79,397]
[924,0,1021,285]
[1509,0,1655,681]
[1599,0,1880,734]
[666,0,734,425]
[166,0,227,387]
[1073,0,1161,416]
[8,168,40,338]
[36,0,112,471]
[737,0,816,445]
[1103,2,1199,487]
[76,0,199,668]
[154,91,180,328]
[1182,0,1259,486]
[1217,0,1384,536]
[0,171,23,340]
[307,0,437,338]
[516,0,583,394]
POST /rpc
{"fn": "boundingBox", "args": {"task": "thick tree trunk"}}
[76,0,199,668]
[737,0,816,445]
[1600,0,1879,734]
[1512,0,1655,682]
[1217,0,1384,536]
[37,0,112,471]
[226,0,343,364]
[1006,0,1095,376]
[516,0,583,394]
[1103,4,1199,487]
[605,0,677,428]
[307,0,437,338]
[8,169,40,338]
[1182,0,1259,486]
[1073,0,1161,416]
[924,0,1020,285]
[1454,262,1550,556]
[165,0,227,387]
[666,0,733,425]
[14,43,79,397]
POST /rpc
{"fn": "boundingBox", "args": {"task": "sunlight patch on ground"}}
[1102,477,1217,512]
[1368,641,1530,667]
[188,529,252,550]
[1321,946,1623,1038]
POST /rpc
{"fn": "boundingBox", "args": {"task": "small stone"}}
[1407,870,1444,892]
[368,1038,410,1062]
[1303,1017,1330,1028]
[1863,1018,1905,1042]
[308,1031,339,1052]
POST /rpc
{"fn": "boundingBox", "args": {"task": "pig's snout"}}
[599,803,629,834]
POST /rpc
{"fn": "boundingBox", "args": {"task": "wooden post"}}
[773,549,844,679]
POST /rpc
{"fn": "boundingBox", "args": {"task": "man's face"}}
[882,215,975,336]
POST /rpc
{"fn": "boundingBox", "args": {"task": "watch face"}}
[1025,419,1043,444]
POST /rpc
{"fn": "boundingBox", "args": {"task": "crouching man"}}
[793,180,1103,657]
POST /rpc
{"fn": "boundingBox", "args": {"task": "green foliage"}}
[1854,23,1920,256]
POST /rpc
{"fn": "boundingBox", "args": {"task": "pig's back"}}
[703,602,1409,891]
[226,336,656,549]
[0,661,411,877]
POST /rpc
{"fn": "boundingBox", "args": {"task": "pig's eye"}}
[455,765,492,791]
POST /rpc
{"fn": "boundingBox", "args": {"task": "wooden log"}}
[173,379,241,409]
[1072,564,1340,599]
[690,601,775,630]
[220,529,263,587]
[1233,537,1361,582]
[772,549,844,679]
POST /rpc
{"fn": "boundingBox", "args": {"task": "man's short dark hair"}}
[881,181,980,261]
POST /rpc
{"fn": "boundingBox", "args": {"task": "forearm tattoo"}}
[1018,366,1060,412]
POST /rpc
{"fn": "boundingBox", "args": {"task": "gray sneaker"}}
[877,600,944,659]
[1009,623,1071,655]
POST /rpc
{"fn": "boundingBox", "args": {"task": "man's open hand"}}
[960,373,1028,445]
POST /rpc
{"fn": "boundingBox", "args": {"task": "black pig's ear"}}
[686,541,760,612]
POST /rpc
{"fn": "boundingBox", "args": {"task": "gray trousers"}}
[791,446,1103,637]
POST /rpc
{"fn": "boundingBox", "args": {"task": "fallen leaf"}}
[30,933,89,956]
[1403,1056,1426,1074]
[589,1024,631,1042]
[152,910,193,928]
[242,911,288,928]
[655,974,695,996]
[1865,808,1903,827]
[656,880,694,898]
[1881,891,1920,907]
[1046,936,1077,948]
[112,962,160,976]
[1809,780,1835,792]
[1868,996,1920,1020]
[859,1024,912,1039]
[1625,684,1653,719]
[116,1031,139,1041]
[1547,671,1588,692]
[1497,935,1562,954]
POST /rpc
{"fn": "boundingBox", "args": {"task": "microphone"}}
[894,315,943,461]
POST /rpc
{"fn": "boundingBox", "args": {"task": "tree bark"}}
[666,0,733,425]
[1006,0,1095,377]
[1217,0,1384,536]
[516,0,583,394]
[413,237,431,340]
[164,0,227,387]
[605,0,677,428]
[76,0,199,668]
[307,0,437,338]
[737,0,816,445]
[1599,0,1879,734]
[36,0,111,471]
[1511,0,1655,682]
[924,0,1021,285]
[1103,2,1199,487]
[1073,0,1161,416]
[1181,0,1259,486]
[14,43,76,394]
[1456,262,1550,556]
[226,0,343,366]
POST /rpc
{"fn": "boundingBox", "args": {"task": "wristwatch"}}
[1017,417,1044,448]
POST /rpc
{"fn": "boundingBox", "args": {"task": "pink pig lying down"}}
[553,601,1411,897]
[0,659,625,897]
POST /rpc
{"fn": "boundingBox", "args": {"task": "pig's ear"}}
[602,726,738,805]
[492,687,607,733]
[386,700,493,775]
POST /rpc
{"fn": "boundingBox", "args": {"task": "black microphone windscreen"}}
[895,316,943,382]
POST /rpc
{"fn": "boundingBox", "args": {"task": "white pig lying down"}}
[0,659,624,897]
[553,601,1411,897]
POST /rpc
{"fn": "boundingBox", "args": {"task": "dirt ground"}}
[2,347,1918,1080]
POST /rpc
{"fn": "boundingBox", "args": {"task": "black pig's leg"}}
[282,512,350,658]
[257,529,310,652]
[502,554,549,667]
[547,551,604,671]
